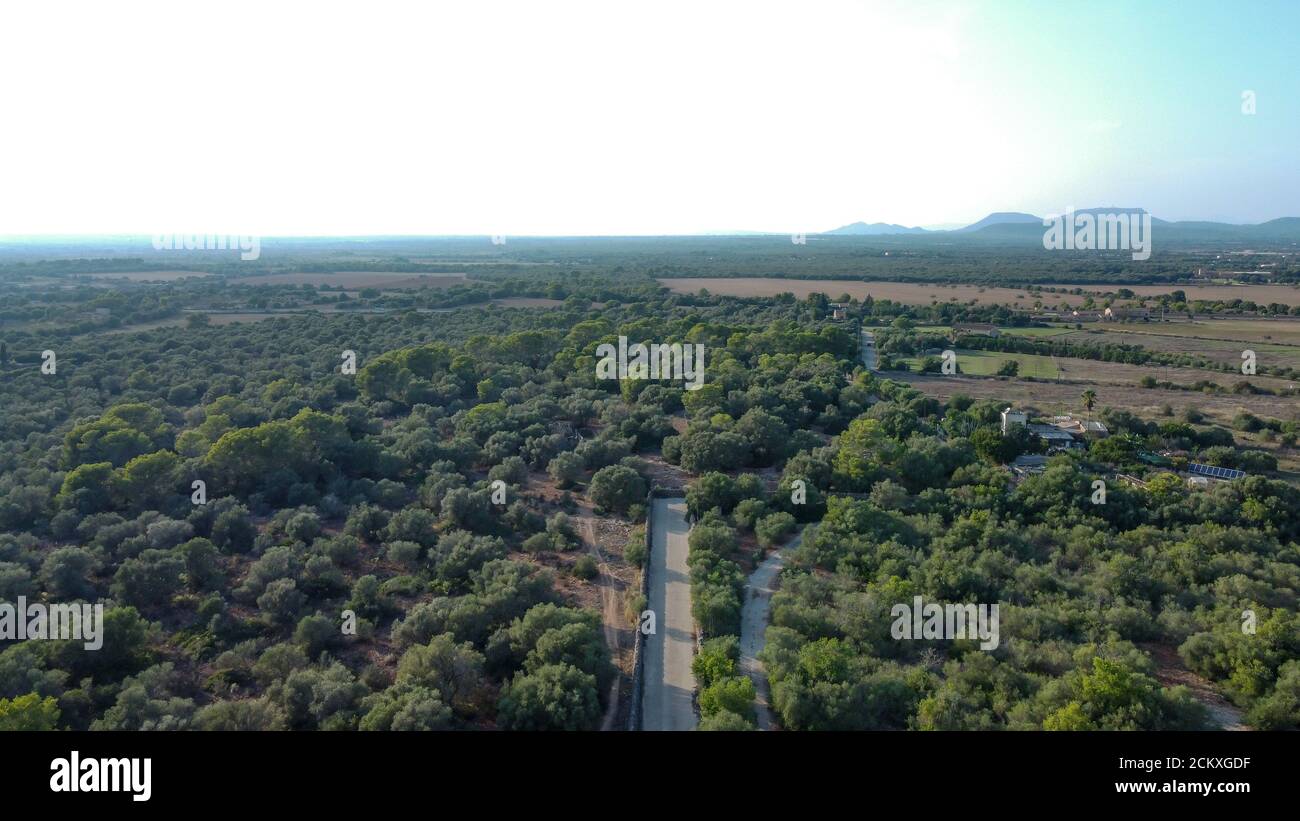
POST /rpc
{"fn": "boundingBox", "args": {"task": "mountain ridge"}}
[824,221,928,236]
[820,210,1300,242]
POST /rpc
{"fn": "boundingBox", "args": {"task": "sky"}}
[1,0,1297,236]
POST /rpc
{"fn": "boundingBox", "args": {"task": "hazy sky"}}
[2,0,1296,235]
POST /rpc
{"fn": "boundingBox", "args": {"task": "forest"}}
[0,251,1297,732]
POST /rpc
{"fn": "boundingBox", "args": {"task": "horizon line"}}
[2,212,1300,243]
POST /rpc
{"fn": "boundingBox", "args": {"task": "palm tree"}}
[1081,389,1097,421]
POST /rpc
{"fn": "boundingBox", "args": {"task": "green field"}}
[902,348,1061,378]
[1003,326,1077,338]
[913,324,1076,339]
[1100,319,1300,345]
[904,321,1300,374]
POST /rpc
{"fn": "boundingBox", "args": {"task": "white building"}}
[1001,407,1027,436]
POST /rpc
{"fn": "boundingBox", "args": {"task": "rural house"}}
[1000,407,1027,435]
[1104,306,1151,321]
[952,322,999,337]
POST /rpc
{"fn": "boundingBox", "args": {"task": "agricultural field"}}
[914,325,1074,338]
[902,348,1061,378]
[490,297,567,309]
[898,343,1297,386]
[994,326,1076,338]
[85,270,213,281]
[661,277,1300,309]
[660,277,1070,307]
[887,316,1299,430]
[1090,327,1300,370]
[1140,318,1300,344]
[229,271,471,289]
[892,371,1298,428]
[942,348,1290,391]
[1039,282,1300,304]
[909,319,1300,373]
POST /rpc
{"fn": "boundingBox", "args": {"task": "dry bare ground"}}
[638,450,692,490]
[574,507,636,731]
[1140,643,1247,730]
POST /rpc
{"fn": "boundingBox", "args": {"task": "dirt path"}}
[739,526,809,730]
[1141,642,1248,730]
[642,497,697,731]
[578,515,625,731]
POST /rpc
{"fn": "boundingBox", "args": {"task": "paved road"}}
[739,527,809,730]
[642,497,697,731]
[860,329,877,371]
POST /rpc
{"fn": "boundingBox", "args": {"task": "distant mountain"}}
[816,208,1300,246]
[919,222,968,231]
[1255,217,1300,229]
[957,212,1042,232]
[825,221,928,236]
[965,210,1300,245]
[1243,217,1300,237]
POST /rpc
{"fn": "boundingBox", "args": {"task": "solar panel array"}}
[1188,462,1246,480]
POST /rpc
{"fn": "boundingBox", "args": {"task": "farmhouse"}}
[1028,424,1078,451]
[1000,407,1027,435]
[952,322,999,337]
[1104,306,1151,321]
[1004,408,1093,450]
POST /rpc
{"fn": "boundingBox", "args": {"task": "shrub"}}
[572,555,598,580]
[698,709,755,731]
[385,540,424,568]
[692,636,739,688]
[496,663,600,731]
[546,452,584,488]
[755,512,796,547]
[732,498,767,531]
[623,529,647,567]
[588,465,646,515]
[698,675,755,721]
